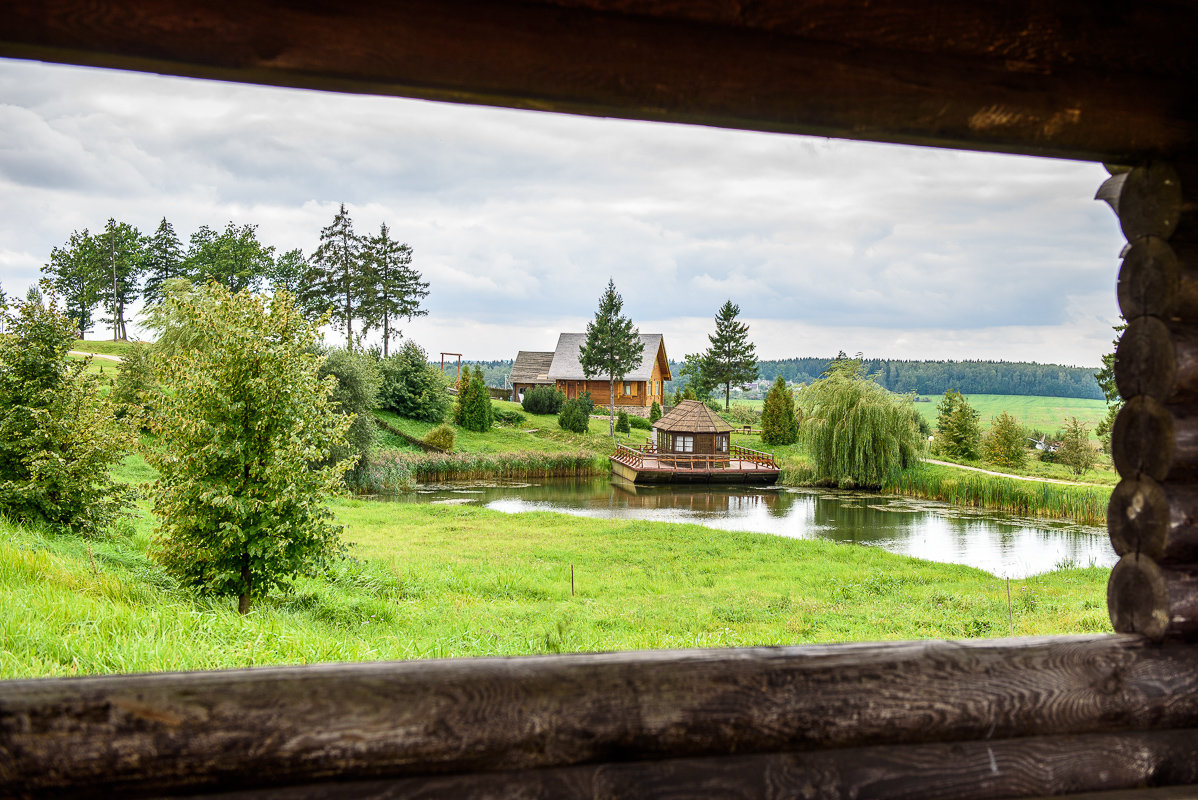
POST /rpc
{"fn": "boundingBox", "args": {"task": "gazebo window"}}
[718,435,728,453]
[676,435,693,453]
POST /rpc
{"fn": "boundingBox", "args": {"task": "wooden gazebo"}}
[611,400,780,483]
[5,2,1198,798]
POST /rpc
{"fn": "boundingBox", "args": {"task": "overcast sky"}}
[0,57,1125,366]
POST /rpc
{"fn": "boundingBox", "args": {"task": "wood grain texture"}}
[1117,236,1186,322]
[0,0,1197,161]
[1108,476,1198,563]
[5,636,1198,797]
[1108,555,1198,640]
[1109,163,1183,242]
[176,730,1198,800]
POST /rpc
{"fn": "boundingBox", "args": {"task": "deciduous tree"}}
[378,340,451,422]
[579,279,644,436]
[798,358,920,487]
[0,287,135,534]
[185,222,274,293]
[43,228,104,338]
[698,300,758,410]
[96,218,146,341]
[934,390,982,460]
[982,411,1027,470]
[1057,417,1098,475]
[147,284,352,614]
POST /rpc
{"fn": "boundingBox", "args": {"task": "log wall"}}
[1107,162,1198,641]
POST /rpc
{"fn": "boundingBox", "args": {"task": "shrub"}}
[558,398,591,433]
[494,407,526,426]
[318,347,382,487]
[456,368,493,433]
[1057,417,1098,475]
[577,391,595,416]
[111,343,158,430]
[761,375,798,445]
[630,415,652,430]
[378,341,451,423]
[423,423,456,451]
[522,386,564,415]
[982,411,1027,470]
[649,401,662,423]
[615,410,631,433]
[0,290,135,535]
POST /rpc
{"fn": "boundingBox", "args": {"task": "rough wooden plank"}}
[1108,476,1198,563]
[1109,396,1198,482]
[173,730,1198,799]
[5,636,1198,797]
[0,0,1195,161]
[1108,555,1198,640]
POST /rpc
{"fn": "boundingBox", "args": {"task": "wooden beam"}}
[0,0,1196,162]
[5,635,1198,796]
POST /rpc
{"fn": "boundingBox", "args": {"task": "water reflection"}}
[381,476,1114,577]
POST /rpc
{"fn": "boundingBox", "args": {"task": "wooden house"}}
[8,2,1198,798]
[508,350,555,402]
[547,332,671,412]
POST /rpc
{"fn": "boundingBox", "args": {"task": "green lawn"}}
[0,476,1111,679]
[912,394,1108,436]
[70,339,139,357]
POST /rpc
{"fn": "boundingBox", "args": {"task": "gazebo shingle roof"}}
[510,351,555,384]
[653,400,732,434]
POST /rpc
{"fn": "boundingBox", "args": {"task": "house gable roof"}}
[653,399,732,434]
[510,351,555,384]
[547,333,669,382]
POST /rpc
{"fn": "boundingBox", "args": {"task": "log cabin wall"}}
[6,1,1198,796]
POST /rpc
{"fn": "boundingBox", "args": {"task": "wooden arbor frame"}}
[4,2,1198,797]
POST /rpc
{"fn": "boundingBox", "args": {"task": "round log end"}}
[1112,396,1175,481]
[1117,236,1180,320]
[1115,317,1176,402]
[1108,554,1169,640]
[1108,477,1169,558]
[1118,163,1183,241]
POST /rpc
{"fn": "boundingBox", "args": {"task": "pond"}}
[381,476,1115,578]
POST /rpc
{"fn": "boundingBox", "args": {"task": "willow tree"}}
[797,358,921,488]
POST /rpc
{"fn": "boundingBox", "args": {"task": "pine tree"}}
[43,228,104,338]
[308,204,369,348]
[761,375,797,445]
[578,279,644,436]
[364,224,429,357]
[699,300,758,410]
[649,401,662,423]
[457,368,493,433]
[142,217,185,307]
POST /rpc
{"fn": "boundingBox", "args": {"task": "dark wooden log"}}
[1108,554,1198,640]
[5,636,1198,797]
[1110,396,1198,481]
[1117,236,1187,321]
[1096,163,1183,242]
[1108,476,1198,563]
[1114,318,1198,404]
[1,0,1198,162]
[180,730,1198,800]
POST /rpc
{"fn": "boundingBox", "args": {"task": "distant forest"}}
[451,357,1104,401]
[753,358,1104,400]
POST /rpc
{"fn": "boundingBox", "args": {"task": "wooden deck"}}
[611,443,781,484]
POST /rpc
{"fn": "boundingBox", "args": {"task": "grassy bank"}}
[0,495,1111,679]
[365,450,604,488]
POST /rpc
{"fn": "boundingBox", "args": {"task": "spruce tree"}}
[364,224,429,357]
[578,279,644,436]
[457,368,493,433]
[308,204,369,348]
[760,375,797,445]
[142,217,185,307]
[699,300,758,410]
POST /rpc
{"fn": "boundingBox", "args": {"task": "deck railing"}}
[731,444,778,468]
[613,443,643,468]
[612,444,778,471]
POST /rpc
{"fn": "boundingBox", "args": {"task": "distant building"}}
[509,350,555,402]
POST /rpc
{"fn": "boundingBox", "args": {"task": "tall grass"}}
[360,450,605,490]
[886,464,1110,525]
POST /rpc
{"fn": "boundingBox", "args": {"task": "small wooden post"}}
[1105,161,1198,640]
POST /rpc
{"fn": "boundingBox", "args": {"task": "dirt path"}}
[923,458,1098,487]
[68,350,123,362]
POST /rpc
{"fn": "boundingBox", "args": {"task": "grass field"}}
[0,479,1112,679]
[912,394,1108,436]
[69,339,139,357]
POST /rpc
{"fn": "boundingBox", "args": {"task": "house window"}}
[676,435,693,453]
[623,382,634,396]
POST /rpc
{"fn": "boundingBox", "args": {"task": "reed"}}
[361,450,605,488]
[885,464,1110,526]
